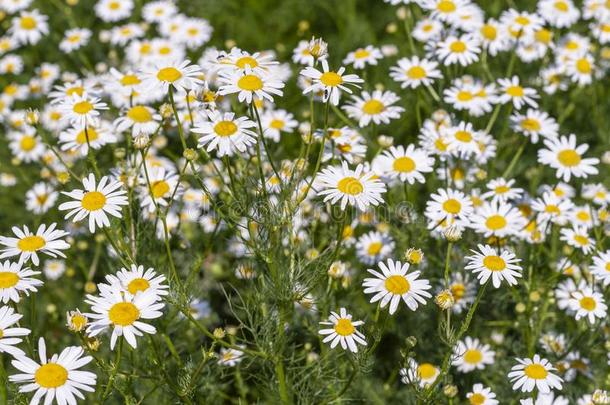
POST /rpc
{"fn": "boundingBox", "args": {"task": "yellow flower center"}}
[574,234,589,246]
[449,41,466,53]
[495,185,510,194]
[20,16,37,30]
[455,130,472,143]
[554,1,569,11]
[66,86,84,97]
[437,0,456,12]
[469,393,486,405]
[237,74,263,91]
[435,138,448,152]
[463,349,483,364]
[270,119,284,129]
[521,118,541,131]
[108,302,140,326]
[557,149,581,167]
[17,235,46,252]
[576,211,590,221]
[367,242,382,256]
[127,278,150,295]
[485,215,507,231]
[156,67,182,83]
[481,24,497,40]
[451,283,465,300]
[214,121,238,137]
[73,101,93,115]
[576,58,592,74]
[127,106,152,123]
[393,157,416,173]
[384,275,410,295]
[456,91,474,102]
[151,180,170,199]
[76,128,99,145]
[120,74,141,86]
[362,99,385,115]
[407,66,426,79]
[109,1,120,9]
[506,86,524,97]
[81,191,106,211]
[70,314,87,330]
[320,72,343,87]
[442,198,462,214]
[535,29,553,44]
[0,272,19,288]
[418,363,437,380]
[334,318,355,336]
[515,16,530,25]
[337,177,363,195]
[354,49,370,59]
[580,296,597,311]
[483,255,506,271]
[35,363,68,389]
[20,136,37,151]
[235,56,258,69]
[524,364,548,379]
[545,205,560,214]
[158,46,171,55]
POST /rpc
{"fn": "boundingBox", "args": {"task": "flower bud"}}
[377,135,394,148]
[67,310,88,332]
[443,385,458,398]
[435,290,455,310]
[183,148,198,161]
[213,328,226,339]
[443,225,462,242]
[133,133,150,149]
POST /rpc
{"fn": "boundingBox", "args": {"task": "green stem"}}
[102,338,123,400]
[501,138,527,178]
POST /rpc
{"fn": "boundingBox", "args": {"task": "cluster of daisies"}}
[0,0,609,403]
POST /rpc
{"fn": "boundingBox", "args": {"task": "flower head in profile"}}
[59,174,128,233]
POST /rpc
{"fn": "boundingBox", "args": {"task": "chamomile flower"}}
[465,244,522,288]
[390,56,442,89]
[59,173,128,233]
[355,231,395,265]
[104,264,169,299]
[261,109,298,142]
[591,250,610,286]
[568,287,607,324]
[0,223,69,266]
[59,93,108,127]
[9,337,96,404]
[362,259,431,315]
[114,105,161,135]
[59,28,91,53]
[25,182,58,214]
[497,77,539,109]
[8,128,46,163]
[0,306,30,357]
[300,60,363,105]
[218,347,244,366]
[566,54,595,86]
[510,109,559,143]
[476,19,510,56]
[316,162,386,211]
[217,67,284,104]
[470,201,526,238]
[466,384,498,405]
[508,355,563,394]
[9,9,48,45]
[436,35,480,66]
[373,145,434,185]
[445,121,483,158]
[343,45,383,69]
[59,121,116,156]
[95,0,134,22]
[343,90,404,127]
[425,188,473,227]
[560,226,595,254]
[481,178,524,204]
[318,308,366,353]
[538,135,599,182]
[141,60,203,93]
[531,192,573,226]
[191,110,257,157]
[400,359,439,387]
[452,337,496,373]
[537,0,580,28]
[86,286,164,349]
[43,260,66,281]
[0,260,42,304]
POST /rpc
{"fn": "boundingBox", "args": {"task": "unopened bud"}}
[443,385,458,398]
[25,109,39,125]
[183,148,198,161]
[443,225,462,242]
[377,135,394,148]
[435,290,455,310]
[133,133,150,149]
[213,328,226,339]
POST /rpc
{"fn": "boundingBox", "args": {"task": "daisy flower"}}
[218,347,245,366]
[400,359,439,387]
[481,178,523,204]
[191,110,257,157]
[424,188,473,227]
[261,109,298,142]
[43,260,66,281]
[86,286,164,349]
[300,60,363,105]
[342,45,383,69]
[25,182,58,214]
[591,250,610,286]
[0,260,42,304]
[217,67,284,104]
[465,244,522,288]
[8,128,46,163]
[390,56,442,89]
[470,201,526,238]
[510,109,559,143]
[452,337,496,373]
[568,287,607,324]
[59,28,91,53]
[103,264,169,299]
[343,90,404,127]
[531,192,573,226]
[560,226,595,254]
[373,145,434,185]
[9,337,96,404]
[114,105,161,135]
[355,231,395,265]
[141,60,203,93]
[538,135,599,182]
[496,76,539,109]
[0,305,30,357]
[59,93,108,127]
[315,162,386,211]
[508,355,563,394]
[318,308,366,353]
[566,54,595,86]
[59,121,116,156]
[0,223,69,266]
[95,0,133,22]
[362,259,431,315]
[444,121,483,158]
[466,384,498,405]
[436,35,480,66]
[538,0,580,28]
[138,167,181,213]
[9,9,48,45]
[476,19,510,56]
[59,173,128,233]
